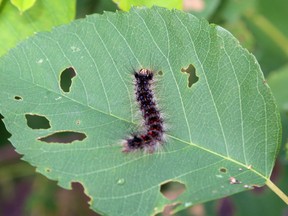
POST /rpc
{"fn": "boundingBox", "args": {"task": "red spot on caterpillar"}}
[122,69,165,153]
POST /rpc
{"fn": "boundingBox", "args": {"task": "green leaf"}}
[10,0,37,13]
[113,0,182,11]
[0,0,75,57]
[0,6,281,216]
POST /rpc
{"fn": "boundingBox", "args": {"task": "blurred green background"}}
[0,0,287,215]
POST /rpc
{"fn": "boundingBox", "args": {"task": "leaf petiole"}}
[266,178,288,205]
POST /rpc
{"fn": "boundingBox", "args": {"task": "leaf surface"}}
[0,7,281,216]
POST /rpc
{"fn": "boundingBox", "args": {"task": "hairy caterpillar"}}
[122,69,165,153]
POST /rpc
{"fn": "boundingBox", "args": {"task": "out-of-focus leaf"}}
[113,0,219,18]
[0,0,76,57]
[113,0,182,11]
[10,0,37,13]
[244,0,288,73]
[267,65,288,112]
[220,0,257,23]
[216,0,288,74]
[76,0,117,18]
[184,0,220,18]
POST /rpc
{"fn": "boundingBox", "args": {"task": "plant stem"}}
[266,178,288,205]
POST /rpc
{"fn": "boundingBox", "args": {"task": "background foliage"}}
[0,0,287,215]
[0,0,75,57]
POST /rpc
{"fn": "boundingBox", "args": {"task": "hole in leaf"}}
[155,203,181,216]
[60,67,76,92]
[25,114,51,129]
[181,64,199,88]
[45,168,51,173]
[160,180,186,200]
[219,167,227,173]
[0,114,12,145]
[38,131,86,144]
[14,95,23,101]
[66,182,97,214]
